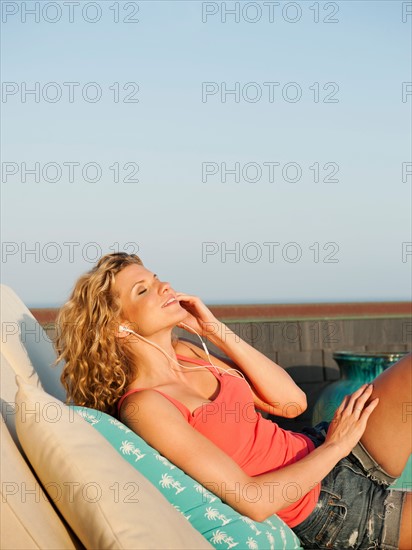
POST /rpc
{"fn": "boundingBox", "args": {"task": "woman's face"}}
[114,263,186,337]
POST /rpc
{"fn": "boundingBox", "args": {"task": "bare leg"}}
[360,352,412,476]
[399,492,412,549]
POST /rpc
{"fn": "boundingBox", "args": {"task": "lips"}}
[162,296,178,308]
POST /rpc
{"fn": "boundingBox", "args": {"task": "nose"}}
[159,279,171,294]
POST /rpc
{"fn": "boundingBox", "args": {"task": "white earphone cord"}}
[121,323,250,387]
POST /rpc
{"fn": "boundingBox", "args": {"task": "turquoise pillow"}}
[72,406,302,550]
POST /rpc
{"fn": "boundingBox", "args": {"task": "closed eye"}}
[136,274,157,295]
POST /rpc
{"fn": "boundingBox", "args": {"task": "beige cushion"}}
[1,420,79,549]
[1,351,81,548]
[1,352,29,448]
[0,284,65,401]
[15,378,212,549]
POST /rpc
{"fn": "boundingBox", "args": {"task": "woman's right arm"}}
[121,384,378,523]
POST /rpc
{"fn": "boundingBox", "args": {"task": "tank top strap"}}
[117,387,191,419]
[117,352,219,416]
[175,353,211,365]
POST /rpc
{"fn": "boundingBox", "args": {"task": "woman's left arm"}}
[176,293,307,417]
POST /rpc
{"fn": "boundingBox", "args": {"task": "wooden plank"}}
[365,343,407,353]
[299,320,347,351]
[277,350,324,375]
[351,318,405,347]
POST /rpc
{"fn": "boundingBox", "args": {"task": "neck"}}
[126,329,183,384]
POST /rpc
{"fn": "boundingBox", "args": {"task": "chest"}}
[159,365,221,415]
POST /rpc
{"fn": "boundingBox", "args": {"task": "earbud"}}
[119,325,138,335]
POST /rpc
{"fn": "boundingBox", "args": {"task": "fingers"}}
[176,292,195,301]
[327,386,380,455]
[359,397,379,422]
[333,384,377,425]
[337,384,373,415]
[335,393,350,415]
[176,293,199,312]
[176,293,201,311]
[347,384,374,415]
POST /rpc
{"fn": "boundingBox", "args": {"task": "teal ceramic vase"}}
[312,351,411,490]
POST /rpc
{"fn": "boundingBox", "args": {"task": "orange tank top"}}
[118,353,320,527]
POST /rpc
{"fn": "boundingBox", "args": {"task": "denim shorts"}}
[294,422,408,549]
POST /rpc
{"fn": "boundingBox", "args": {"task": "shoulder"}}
[120,388,184,427]
[119,388,218,469]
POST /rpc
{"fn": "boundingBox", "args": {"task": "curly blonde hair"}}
[55,252,145,415]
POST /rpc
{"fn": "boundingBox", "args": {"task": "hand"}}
[324,384,379,458]
[175,292,219,338]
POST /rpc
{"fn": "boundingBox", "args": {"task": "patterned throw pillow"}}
[73,406,302,550]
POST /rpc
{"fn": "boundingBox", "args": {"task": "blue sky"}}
[1,0,411,307]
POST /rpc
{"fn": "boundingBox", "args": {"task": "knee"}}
[396,353,412,377]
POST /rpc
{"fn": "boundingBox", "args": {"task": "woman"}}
[55,252,411,549]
